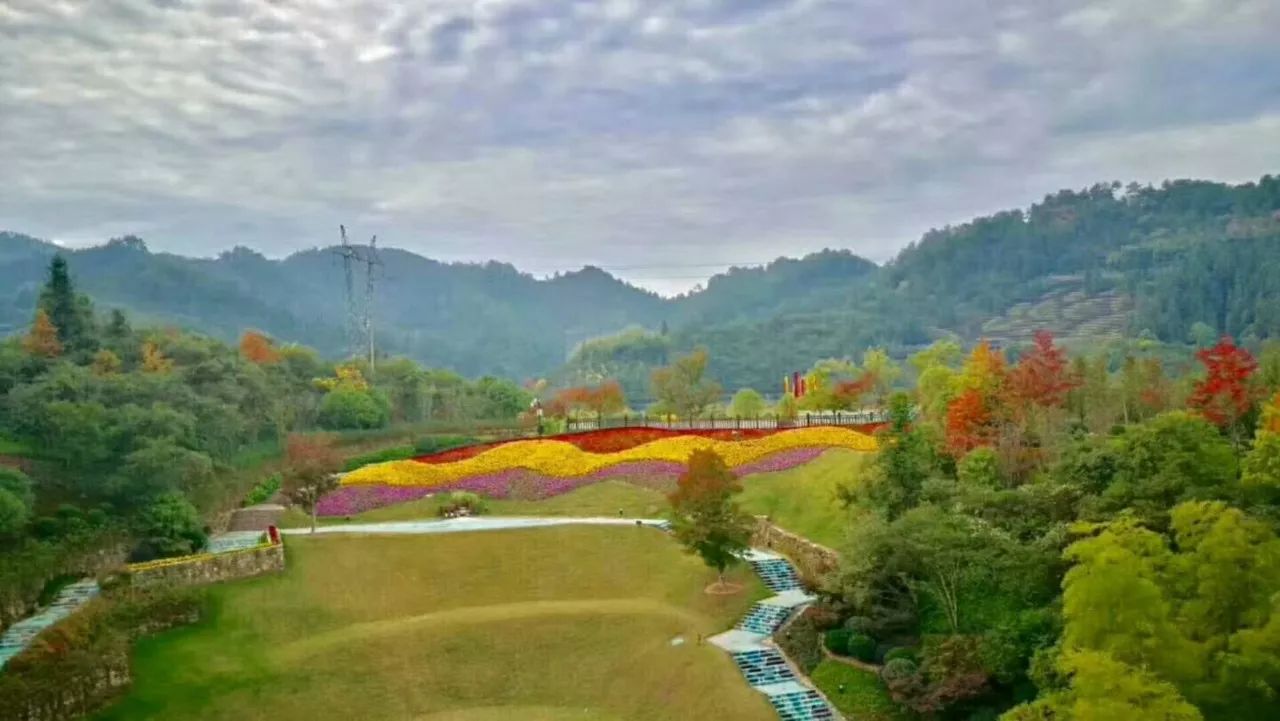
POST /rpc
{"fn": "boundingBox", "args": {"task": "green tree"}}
[650,348,722,419]
[1003,650,1202,721]
[38,254,92,352]
[132,492,207,560]
[957,447,1001,489]
[667,449,752,587]
[113,439,216,501]
[317,387,390,430]
[729,388,766,417]
[856,393,932,518]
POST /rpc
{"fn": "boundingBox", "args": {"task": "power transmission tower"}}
[332,225,362,361]
[362,235,383,377]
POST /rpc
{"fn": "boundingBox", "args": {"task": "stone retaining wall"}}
[128,542,285,588]
[750,517,840,588]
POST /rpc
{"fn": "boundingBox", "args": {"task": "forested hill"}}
[3,174,1280,386]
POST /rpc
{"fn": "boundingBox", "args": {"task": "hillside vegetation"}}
[5,174,1279,388]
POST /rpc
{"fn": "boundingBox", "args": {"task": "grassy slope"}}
[736,449,868,548]
[96,527,774,721]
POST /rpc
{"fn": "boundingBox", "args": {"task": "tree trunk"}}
[311,505,318,534]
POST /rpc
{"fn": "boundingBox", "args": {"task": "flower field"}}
[318,427,874,517]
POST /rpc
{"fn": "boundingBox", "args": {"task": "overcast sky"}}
[3,0,1279,294]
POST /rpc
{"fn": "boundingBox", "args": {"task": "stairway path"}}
[709,550,840,721]
[0,580,100,670]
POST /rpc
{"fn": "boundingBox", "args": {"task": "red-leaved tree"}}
[1007,331,1076,411]
[1189,336,1257,450]
[945,388,993,457]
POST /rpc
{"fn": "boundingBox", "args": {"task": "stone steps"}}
[736,602,795,635]
[750,558,802,593]
[767,687,836,721]
[0,579,100,669]
[733,648,796,686]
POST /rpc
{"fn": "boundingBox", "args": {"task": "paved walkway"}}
[710,550,840,721]
[280,516,669,536]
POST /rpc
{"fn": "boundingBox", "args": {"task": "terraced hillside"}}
[979,278,1134,345]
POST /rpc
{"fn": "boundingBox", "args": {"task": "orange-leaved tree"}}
[140,340,174,374]
[945,388,993,457]
[668,449,752,587]
[283,434,343,533]
[240,330,283,364]
[22,308,62,358]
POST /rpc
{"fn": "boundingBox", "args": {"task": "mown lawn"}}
[736,449,869,547]
[810,661,908,720]
[95,526,774,721]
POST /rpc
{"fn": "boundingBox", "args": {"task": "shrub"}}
[846,632,876,662]
[318,388,390,430]
[243,473,282,506]
[843,615,875,634]
[881,657,919,683]
[824,629,852,655]
[776,609,824,673]
[883,646,919,665]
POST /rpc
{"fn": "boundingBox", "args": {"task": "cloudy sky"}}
[3,0,1279,294]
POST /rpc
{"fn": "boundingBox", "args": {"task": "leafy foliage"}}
[667,449,752,580]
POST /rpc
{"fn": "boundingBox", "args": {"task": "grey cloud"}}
[2,0,1279,295]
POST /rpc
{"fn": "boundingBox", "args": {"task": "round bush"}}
[842,615,874,634]
[880,658,919,683]
[823,629,851,655]
[845,632,876,662]
[883,646,919,665]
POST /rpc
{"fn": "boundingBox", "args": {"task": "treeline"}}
[0,256,532,622]
[820,331,1280,720]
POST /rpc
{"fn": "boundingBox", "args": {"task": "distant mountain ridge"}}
[3,173,1279,388]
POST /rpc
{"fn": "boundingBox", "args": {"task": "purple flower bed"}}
[317,449,830,517]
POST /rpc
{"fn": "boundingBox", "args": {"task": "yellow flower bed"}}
[343,426,877,488]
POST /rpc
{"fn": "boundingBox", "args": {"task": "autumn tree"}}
[585,380,626,420]
[22,308,62,358]
[945,388,993,457]
[140,340,174,373]
[283,434,342,533]
[650,348,722,419]
[1188,336,1257,449]
[1008,331,1075,411]
[90,349,122,376]
[239,330,282,364]
[668,449,752,588]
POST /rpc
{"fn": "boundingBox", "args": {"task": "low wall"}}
[127,542,284,588]
[750,517,840,588]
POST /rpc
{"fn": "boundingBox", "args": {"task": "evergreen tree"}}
[38,254,91,351]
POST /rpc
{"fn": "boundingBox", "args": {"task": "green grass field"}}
[737,449,868,547]
[96,526,775,721]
